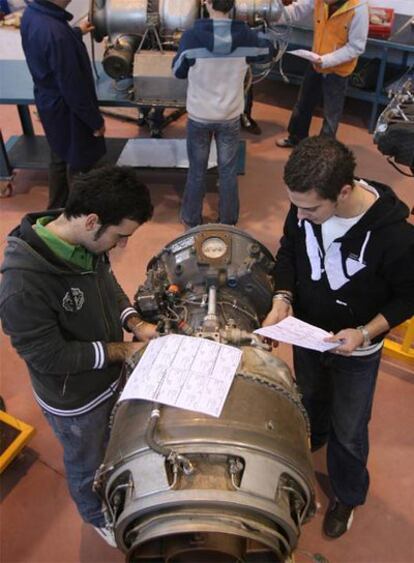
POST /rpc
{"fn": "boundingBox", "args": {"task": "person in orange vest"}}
[276,0,369,148]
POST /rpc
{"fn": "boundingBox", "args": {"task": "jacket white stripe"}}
[358,231,371,263]
[172,45,271,75]
[351,340,383,356]
[33,378,120,417]
[120,307,137,325]
[92,341,105,369]
[304,220,323,281]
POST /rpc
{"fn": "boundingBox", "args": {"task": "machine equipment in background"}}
[374,69,414,177]
[89,0,290,108]
[94,225,316,562]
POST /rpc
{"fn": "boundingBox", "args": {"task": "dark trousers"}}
[48,152,106,210]
[48,151,74,210]
[244,85,253,118]
[293,346,381,507]
[288,65,348,142]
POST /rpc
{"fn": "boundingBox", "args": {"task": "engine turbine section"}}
[94,225,316,562]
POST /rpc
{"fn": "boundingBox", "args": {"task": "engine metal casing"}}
[158,0,200,33]
[95,225,316,562]
[97,347,315,561]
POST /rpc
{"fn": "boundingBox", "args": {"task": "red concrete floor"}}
[1,82,413,563]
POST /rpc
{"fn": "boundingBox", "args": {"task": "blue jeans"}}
[182,117,240,227]
[293,346,381,507]
[42,395,117,527]
[288,65,348,142]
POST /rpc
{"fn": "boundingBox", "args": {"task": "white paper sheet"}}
[288,49,322,64]
[119,334,242,417]
[254,316,339,353]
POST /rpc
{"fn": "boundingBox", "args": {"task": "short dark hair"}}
[210,0,235,14]
[64,165,153,227]
[283,136,356,201]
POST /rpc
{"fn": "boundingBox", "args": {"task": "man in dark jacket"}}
[20,0,106,208]
[263,136,414,538]
[0,166,157,546]
[172,0,274,227]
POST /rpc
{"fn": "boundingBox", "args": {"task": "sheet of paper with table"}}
[119,334,242,417]
[254,316,340,353]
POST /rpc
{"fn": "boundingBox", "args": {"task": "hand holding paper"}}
[288,49,322,65]
[255,316,340,353]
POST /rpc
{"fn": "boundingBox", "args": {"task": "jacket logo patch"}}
[62,288,85,312]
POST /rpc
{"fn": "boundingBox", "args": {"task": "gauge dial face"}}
[201,237,228,259]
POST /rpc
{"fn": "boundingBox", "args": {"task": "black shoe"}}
[275,136,297,148]
[240,114,262,135]
[137,111,146,126]
[323,500,354,538]
[150,128,163,139]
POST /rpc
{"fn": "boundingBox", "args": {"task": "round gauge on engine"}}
[201,237,228,259]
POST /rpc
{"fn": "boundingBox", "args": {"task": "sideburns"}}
[94,224,108,241]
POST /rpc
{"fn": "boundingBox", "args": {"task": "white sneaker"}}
[93,525,117,548]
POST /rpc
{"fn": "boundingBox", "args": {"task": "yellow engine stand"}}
[383,317,414,365]
[0,408,36,473]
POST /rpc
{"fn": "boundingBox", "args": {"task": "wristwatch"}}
[357,325,371,348]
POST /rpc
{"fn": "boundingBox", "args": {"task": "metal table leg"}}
[17,105,35,136]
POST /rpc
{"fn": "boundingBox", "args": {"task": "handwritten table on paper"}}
[254,316,339,353]
[119,334,242,417]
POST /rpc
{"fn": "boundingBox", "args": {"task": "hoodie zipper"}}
[96,263,111,339]
[61,374,69,396]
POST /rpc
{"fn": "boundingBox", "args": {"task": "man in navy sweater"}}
[263,136,414,538]
[173,0,274,227]
[21,0,106,208]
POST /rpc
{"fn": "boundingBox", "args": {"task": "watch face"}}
[200,236,228,259]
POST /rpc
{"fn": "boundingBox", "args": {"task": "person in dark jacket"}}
[20,0,106,208]
[263,136,414,538]
[0,166,158,546]
[172,0,274,227]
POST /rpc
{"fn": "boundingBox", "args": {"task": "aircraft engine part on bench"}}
[89,0,289,104]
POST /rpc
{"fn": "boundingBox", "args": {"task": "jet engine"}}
[89,0,289,106]
[94,225,316,562]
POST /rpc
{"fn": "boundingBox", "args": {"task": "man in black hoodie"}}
[263,136,414,538]
[0,166,157,546]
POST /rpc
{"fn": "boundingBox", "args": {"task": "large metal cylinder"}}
[94,226,316,562]
[158,0,200,34]
[234,0,283,26]
[90,0,286,79]
[91,0,148,42]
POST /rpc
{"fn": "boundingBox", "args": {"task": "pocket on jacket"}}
[345,257,366,277]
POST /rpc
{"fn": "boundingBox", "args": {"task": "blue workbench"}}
[0,59,246,191]
[0,60,134,183]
